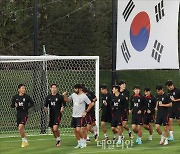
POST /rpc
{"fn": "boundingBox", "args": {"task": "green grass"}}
[0,122,180,154]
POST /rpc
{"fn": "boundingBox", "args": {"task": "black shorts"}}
[17,115,28,127]
[131,114,143,125]
[71,117,87,128]
[86,111,96,124]
[155,114,169,126]
[169,107,180,120]
[122,109,129,121]
[101,110,112,123]
[49,114,61,128]
[144,113,155,125]
[111,114,123,127]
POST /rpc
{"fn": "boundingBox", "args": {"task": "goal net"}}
[0,55,99,137]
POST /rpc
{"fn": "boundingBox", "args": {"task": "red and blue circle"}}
[130,11,150,52]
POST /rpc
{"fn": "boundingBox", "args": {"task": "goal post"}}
[0,55,99,137]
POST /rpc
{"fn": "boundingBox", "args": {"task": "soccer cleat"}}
[159,137,165,145]
[137,139,142,145]
[129,132,133,139]
[168,137,174,141]
[94,134,98,142]
[74,144,82,149]
[136,137,139,143]
[163,139,168,145]
[116,140,122,145]
[21,141,29,148]
[86,139,91,143]
[56,140,61,147]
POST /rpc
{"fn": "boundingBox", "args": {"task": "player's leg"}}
[137,125,142,144]
[111,118,118,140]
[148,123,153,140]
[101,121,109,140]
[52,125,61,147]
[18,116,29,148]
[168,118,174,141]
[116,116,123,145]
[162,115,170,145]
[80,117,88,148]
[155,123,164,145]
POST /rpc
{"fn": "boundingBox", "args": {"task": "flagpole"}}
[112,0,117,86]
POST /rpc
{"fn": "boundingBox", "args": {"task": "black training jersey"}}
[120,89,130,109]
[143,95,156,113]
[167,88,180,108]
[86,90,96,113]
[11,94,34,115]
[156,93,171,115]
[44,93,65,115]
[130,94,144,114]
[111,93,126,112]
[101,92,112,112]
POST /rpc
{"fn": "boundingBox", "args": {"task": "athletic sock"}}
[22,137,27,142]
[169,131,174,138]
[118,136,122,141]
[104,133,108,138]
[56,137,60,141]
[93,125,98,134]
[87,135,90,140]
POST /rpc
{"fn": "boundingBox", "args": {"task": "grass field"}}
[0,122,180,154]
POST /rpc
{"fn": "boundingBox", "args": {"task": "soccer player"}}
[44,84,66,147]
[99,84,112,140]
[165,80,180,141]
[143,87,156,141]
[11,84,34,148]
[155,85,172,145]
[119,80,133,139]
[81,84,98,142]
[129,85,144,145]
[111,85,126,144]
[63,84,94,148]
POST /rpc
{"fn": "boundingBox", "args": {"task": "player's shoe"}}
[163,139,168,145]
[159,137,165,145]
[168,137,174,141]
[136,137,139,143]
[56,140,61,147]
[148,136,152,141]
[94,134,98,142]
[103,137,109,141]
[74,144,82,149]
[21,141,29,148]
[137,139,142,145]
[86,139,91,143]
[116,139,122,145]
[129,132,133,139]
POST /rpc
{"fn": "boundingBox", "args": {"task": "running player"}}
[11,84,34,148]
[111,85,126,145]
[143,87,156,141]
[155,85,172,145]
[44,84,66,147]
[119,80,133,139]
[63,84,94,148]
[129,85,144,145]
[165,80,180,141]
[99,84,112,140]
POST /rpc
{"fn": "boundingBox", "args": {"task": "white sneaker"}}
[159,137,164,145]
[163,139,168,145]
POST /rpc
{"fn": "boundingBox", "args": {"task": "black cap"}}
[119,80,126,85]
[144,87,151,91]
[156,85,163,90]
[165,80,173,86]
[133,85,140,90]
[74,84,82,89]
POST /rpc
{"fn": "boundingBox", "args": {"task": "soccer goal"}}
[0,55,99,137]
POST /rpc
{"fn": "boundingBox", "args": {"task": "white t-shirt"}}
[68,93,91,117]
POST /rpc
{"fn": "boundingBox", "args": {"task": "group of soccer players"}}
[11,80,180,148]
[11,83,98,148]
[99,80,180,146]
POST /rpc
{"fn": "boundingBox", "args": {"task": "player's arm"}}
[150,97,156,112]
[63,92,72,102]
[129,96,133,113]
[44,96,49,111]
[11,96,17,108]
[170,89,180,102]
[28,96,34,109]
[159,102,172,107]
[82,95,95,117]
